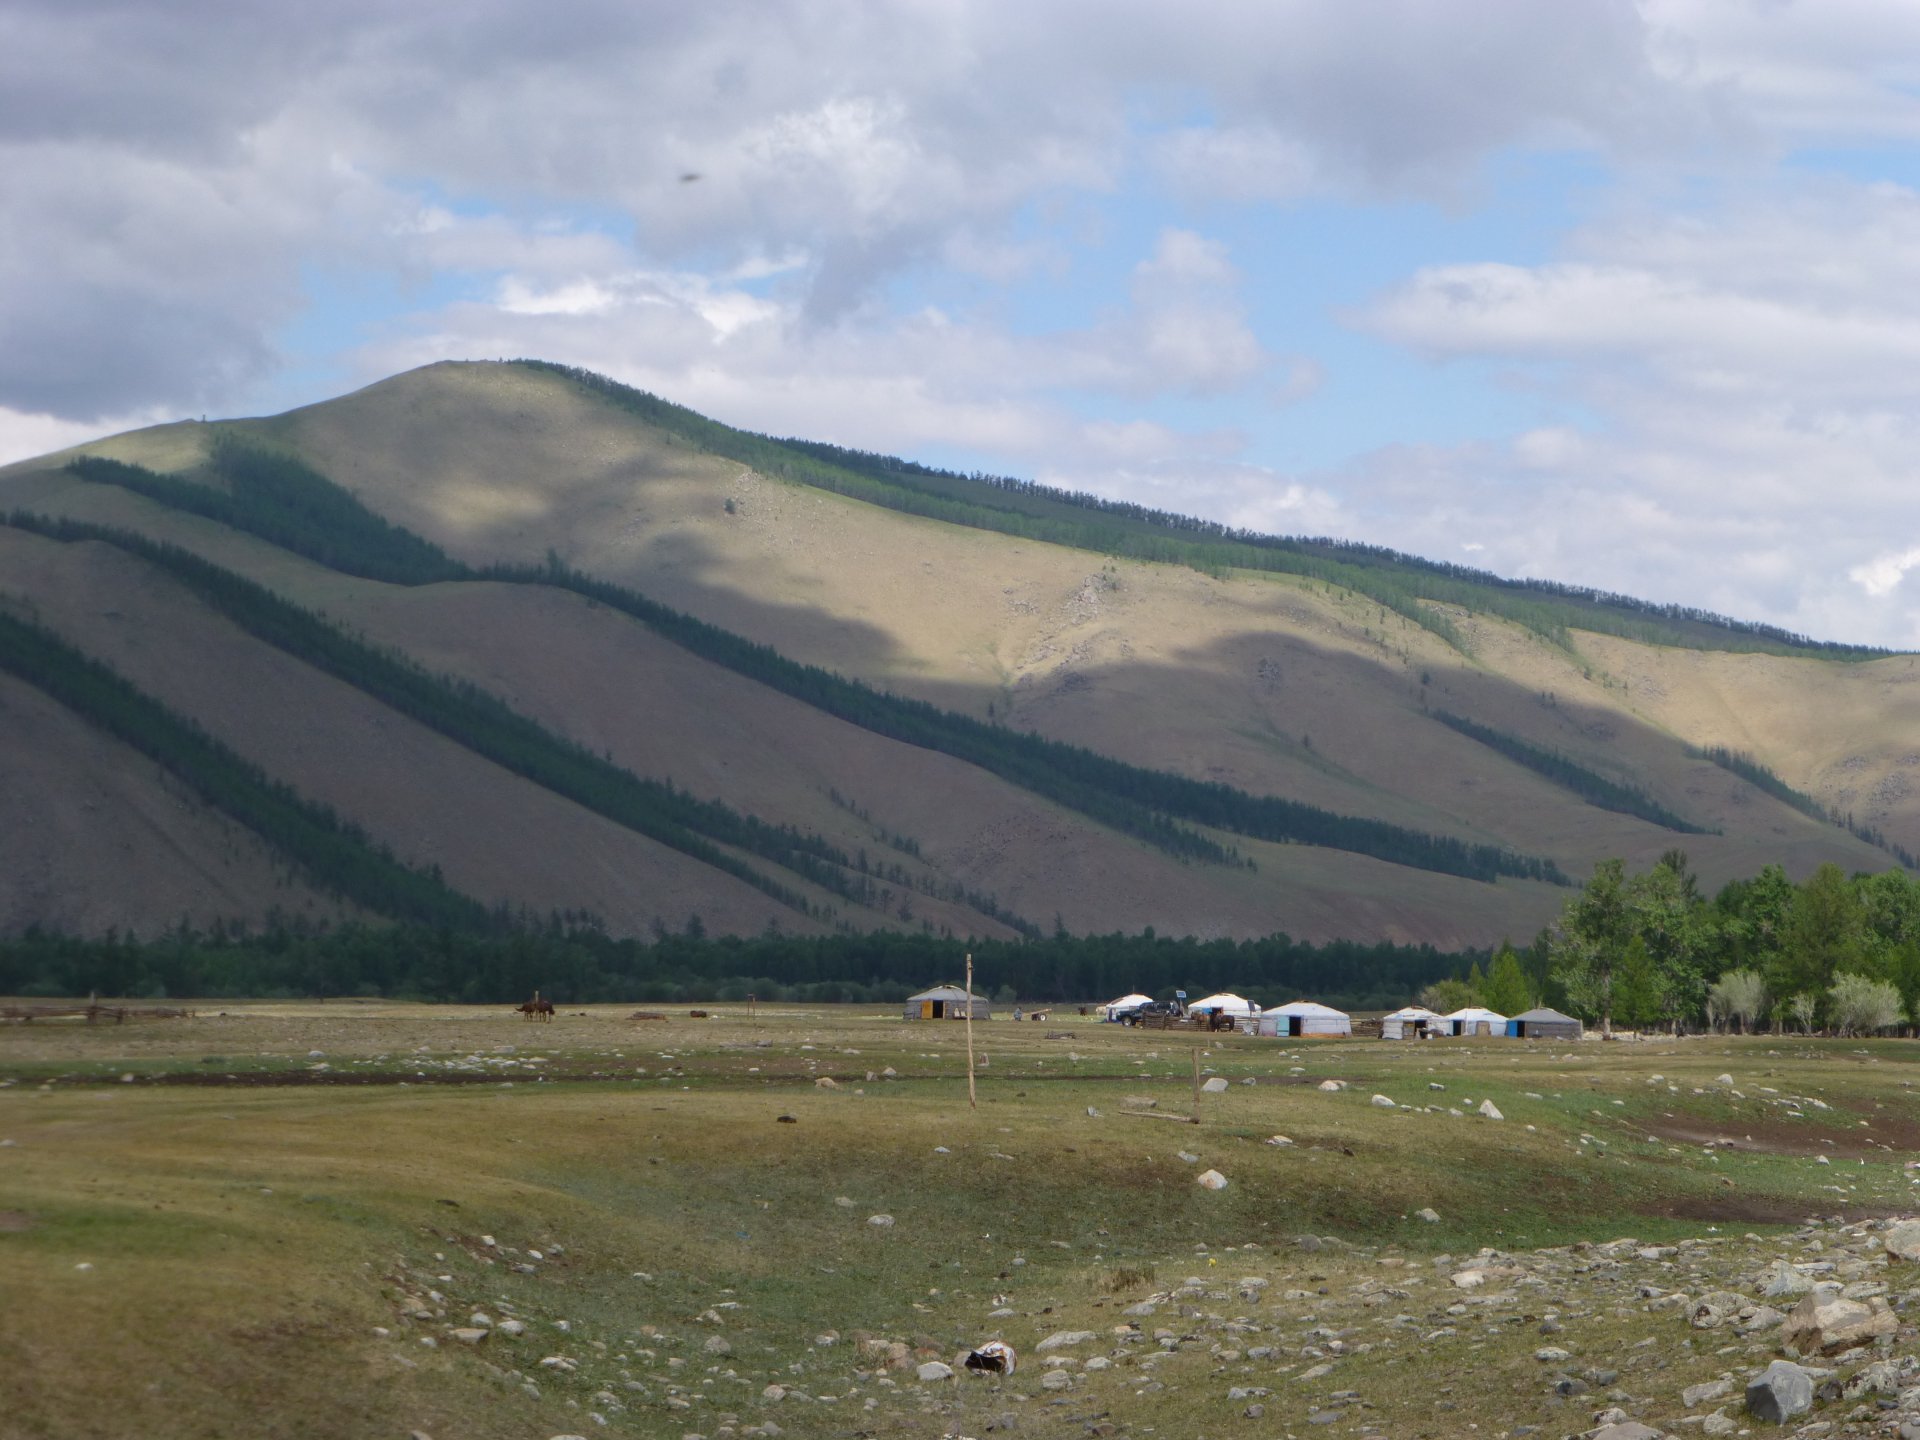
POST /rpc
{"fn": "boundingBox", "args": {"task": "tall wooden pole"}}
[965,953,977,1111]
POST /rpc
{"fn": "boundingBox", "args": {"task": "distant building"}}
[1436,1006,1508,1037]
[1381,1005,1442,1039]
[1256,1000,1351,1037]
[1507,1006,1583,1040]
[904,984,991,1020]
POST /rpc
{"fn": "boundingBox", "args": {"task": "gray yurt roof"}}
[1511,1006,1579,1024]
[907,984,982,1002]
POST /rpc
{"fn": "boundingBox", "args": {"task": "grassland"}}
[4,1003,1919,1439]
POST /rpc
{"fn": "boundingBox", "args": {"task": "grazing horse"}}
[517,990,555,1022]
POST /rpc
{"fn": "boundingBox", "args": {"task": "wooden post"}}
[1191,1047,1202,1123]
[965,954,978,1112]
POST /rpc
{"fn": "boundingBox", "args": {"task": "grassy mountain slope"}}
[0,358,1905,946]
[0,668,351,937]
[0,526,809,940]
[264,364,1901,871]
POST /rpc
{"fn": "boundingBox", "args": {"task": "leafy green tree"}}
[1773,863,1868,1013]
[1418,976,1479,1013]
[1611,936,1664,1032]
[1630,854,1710,1031]
[1479,943,1532,1015]
[1551,858,1633,1034]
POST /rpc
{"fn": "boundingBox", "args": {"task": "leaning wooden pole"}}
[965,953,978,1112]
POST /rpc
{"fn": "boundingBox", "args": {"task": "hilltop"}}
[0,359,1911,946]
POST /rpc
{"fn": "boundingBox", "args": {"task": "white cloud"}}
[0,404,175,467]
[15,0,1920,648]
[1851,546,1920,599]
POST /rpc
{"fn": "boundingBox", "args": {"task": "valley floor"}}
[3,1004,1920,1438]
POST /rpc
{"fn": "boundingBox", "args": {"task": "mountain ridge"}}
[0,359,1909,947]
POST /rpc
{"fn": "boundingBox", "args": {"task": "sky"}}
[10,1,1920,647]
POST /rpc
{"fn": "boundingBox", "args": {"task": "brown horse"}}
[516,990,555,1022]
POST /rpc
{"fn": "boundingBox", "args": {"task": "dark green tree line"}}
[0,611,494,930]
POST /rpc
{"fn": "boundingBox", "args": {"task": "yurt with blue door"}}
[1507,1006,1582,1039]
[1256,1000,1351,1037]
[1436,1006,1508,1037]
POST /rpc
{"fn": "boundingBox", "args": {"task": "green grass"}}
[3,1006,1918,1437]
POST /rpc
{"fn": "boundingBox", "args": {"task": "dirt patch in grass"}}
[1638,1112,1894,1160]
[0,1210,34,1232]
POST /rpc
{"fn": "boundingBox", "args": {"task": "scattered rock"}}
[1195,1169,1228,1191]
[1201,1078,1230,1094]
[1370,1094,1396,1109]
[867,1214,895,1228]
[1478,1100,1504,1120]
[1758,1259,1813,1299]
[1681,1378,1732,1407]
[1318,1080,1344,1092]
[916,1361,954,1382]
[1780,1287,1896,1353]
[1883,1219,1920,1262]
[1745,1359,1813,1423]
[1034,1331,1096,1352]
[1415,1208,1440,1224]
[1690,1291,1745,1329]
[448,1327,488,1345]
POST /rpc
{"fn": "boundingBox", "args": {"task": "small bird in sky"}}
[680,171,702,183]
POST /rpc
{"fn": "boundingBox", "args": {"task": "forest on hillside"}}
[51,451,1569,885]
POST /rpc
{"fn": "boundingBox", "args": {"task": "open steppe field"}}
[5,1004,1920,1440]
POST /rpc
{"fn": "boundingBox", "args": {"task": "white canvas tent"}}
[1187,992,1258,1018]
[1436,1006,1507,1037]
[1381,1005,1442,1040]
[1102,992,1152,1021]
[1256,1000,1351,1037]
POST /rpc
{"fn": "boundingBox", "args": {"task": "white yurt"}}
[1256,1000,1351,1038]
[1436,1006,1508,1037]
[1102,992,1152,1021]
[1381,1005,1442,1040]
[1187,992,1259,1019]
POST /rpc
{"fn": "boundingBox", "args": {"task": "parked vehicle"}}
[1117,999,1185,1027]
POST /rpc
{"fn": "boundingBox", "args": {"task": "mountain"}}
[0,359,1911,949]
